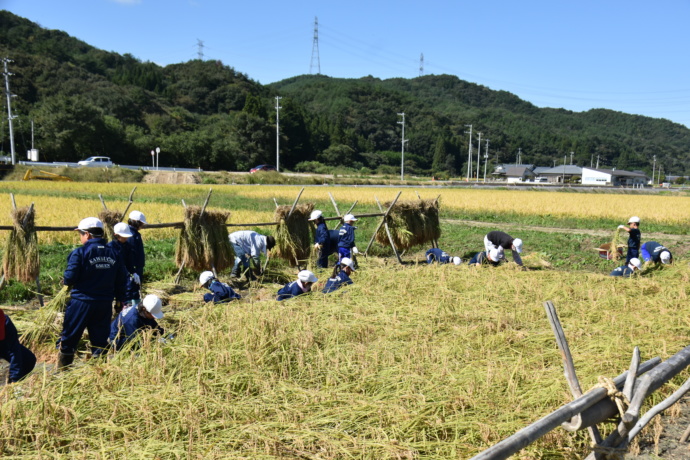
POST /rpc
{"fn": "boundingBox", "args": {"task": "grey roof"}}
[538,165,583,175]
[532,166,552,174]
[505,166,536,177]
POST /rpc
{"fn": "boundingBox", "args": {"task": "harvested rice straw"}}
[374,199,441,251]
[20,285,70,348]
[2,206,40,283]
[273,204,314,267]
[98,209,123,242]
[175,206,234,272]
[145,281,187,305]
[609,227,625,261]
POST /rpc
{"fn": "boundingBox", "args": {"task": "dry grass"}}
[273,204,314,266]
[375,199,441,250]
[4,261,690,458]
[175,206,234,272]
[2,206,39,282]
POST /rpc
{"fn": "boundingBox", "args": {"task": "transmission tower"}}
[197,39,204,60]
[419,53,424,77]
[310,17,321,74]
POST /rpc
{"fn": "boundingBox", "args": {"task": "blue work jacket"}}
[426,248,451,264]
[276,281,308,301]
[338,223,356,249]
[109,306,164,351]
[203,280,241,303]
[127,225,145,278]
[322,271,353,294]
[64,238,127,302]
[107,239,140,301]
[610,265,635,277]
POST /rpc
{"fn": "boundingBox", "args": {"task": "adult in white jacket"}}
[229,231,276,277]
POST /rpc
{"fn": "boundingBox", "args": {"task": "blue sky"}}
[3,0,690,128]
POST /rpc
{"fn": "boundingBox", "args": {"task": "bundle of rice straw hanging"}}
[98,209,123,241]
[375,199,441,251]
[2,205,40,283]
[273,203,314,267]
[20,285,70,348]
[175,206,233,272]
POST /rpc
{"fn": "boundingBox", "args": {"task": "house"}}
[505,166,537,183]
[536,165,583,183]
[581,168,648,186]
[492,164,535,181]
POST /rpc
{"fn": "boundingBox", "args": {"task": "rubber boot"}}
[57,351,74,371]
[230,265,241,278]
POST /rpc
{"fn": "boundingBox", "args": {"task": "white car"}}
[78,156,113,167]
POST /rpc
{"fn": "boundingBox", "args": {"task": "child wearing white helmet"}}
[127,210,147,286]
[484,231,523,266]
[337,214,358,264]
[107,222,141,313]
[309,210,332,268]
[199,271,241,303]
[276,270,318,301]
[322,257,356,293]
[618,217,641,264]
[425,248,462,265]
[108,294,165,351]
[610,258,642,278]
[468,247,504,267]
[640,241,673,266]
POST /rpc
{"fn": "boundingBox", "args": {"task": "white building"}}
[581,168,648,186]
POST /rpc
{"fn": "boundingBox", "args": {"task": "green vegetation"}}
[1,11,688,177]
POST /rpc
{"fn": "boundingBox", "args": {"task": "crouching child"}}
[109,294,165,351]
[199,271,241,303]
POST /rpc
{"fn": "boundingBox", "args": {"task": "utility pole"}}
[570,151,574,165]
[310,17,321,74]
[483,139,490,182]
[398,112,406,180]
[596,154,600,169]
[465,124,472,181]
[2,58,17,165]
[516,147,522,165]
[275,96,282,172]
[652,155,656,186]
[562,154,566,184]
[476,132,482,181]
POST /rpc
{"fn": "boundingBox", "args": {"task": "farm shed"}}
[581,168,648,187]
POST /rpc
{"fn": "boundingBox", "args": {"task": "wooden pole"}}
[121,186,137,219]
[544,301,602,448]
[328,192,342,229]
[364,191,402,256]
[10,193,16,210]
[287,187,305,219]
[471,358,661,460]
[199,188,213,218]
[373,196,403,264]
[98,194,107,210]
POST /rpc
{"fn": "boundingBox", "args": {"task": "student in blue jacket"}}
[640,241,672,265]
[426,248,462,265]
[109,294,165,351]
[127,210,147,284]
[58,217,127,369]
[107,222,141,312]
[277,270,318,301]
[309,210,332,269]
[468,248,503,267]
[610,258,642,277]
[0,309,36,383]
[337,214,358,262]
[199,271,241,303]
[618,216,641,264]
[322,257,356,293]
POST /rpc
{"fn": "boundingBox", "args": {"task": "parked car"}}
[78,156,113,167]
[250,164,277,173]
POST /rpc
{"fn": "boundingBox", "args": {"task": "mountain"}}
[0,10,687,176]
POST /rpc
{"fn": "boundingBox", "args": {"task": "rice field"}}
[1,181,689,458]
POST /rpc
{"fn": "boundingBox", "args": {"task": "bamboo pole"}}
[287,187,305,219]
[199,188,213,218]
[328,192,342,229]
[121,186,137,219]
[98,194,107,210]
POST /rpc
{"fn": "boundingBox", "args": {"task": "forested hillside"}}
[1,10,688,175]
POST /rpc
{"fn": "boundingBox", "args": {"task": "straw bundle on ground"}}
[375,199,441,250]
[273,204,314,266]
[98,209,123,241]
[19,285,70,348]
[2,206,40,282]
[175,206,234,272]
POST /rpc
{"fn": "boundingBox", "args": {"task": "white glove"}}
[352,246,359,255]
[132,273,141,285]
[314,243,322,250]
[617,225,625,230]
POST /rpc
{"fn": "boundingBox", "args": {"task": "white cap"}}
[308,210,323,221]
[660,251,671,264]
[452,256,462,265]
[343,214,357,222]
[628,216,640,224]
[340,257,355,271]
[142,294,164,319]
[629,258,642,270]
[199,271,214,286]
[512,238,523,254]
[298,270,318,283]
[129,210,147,224]
[488,248,502,262]
[75,217,103,232]
[113,222,133,238]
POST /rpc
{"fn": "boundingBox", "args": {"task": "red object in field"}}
[598,243,624,260]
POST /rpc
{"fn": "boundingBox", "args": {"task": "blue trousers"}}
[232,242,250,272]
[58,298,112,356]
[337,247,351,262]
